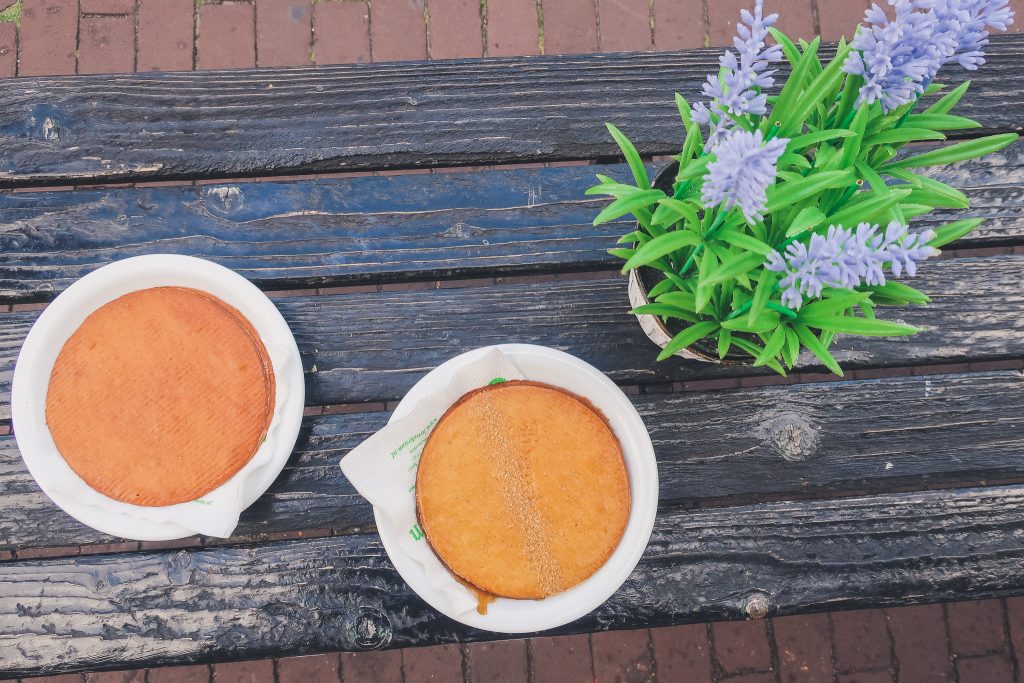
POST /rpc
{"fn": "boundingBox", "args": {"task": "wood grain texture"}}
[2,253,1022,418]
[5,481,1024,676]
[1,140,1022,302]
[2,370,1021,552]
[0,35,1019,187]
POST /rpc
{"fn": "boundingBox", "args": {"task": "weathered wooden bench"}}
[1,35,1023,677]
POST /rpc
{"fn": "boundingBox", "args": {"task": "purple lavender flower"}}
[931,0,1015,70]
[843,1,946,111]
[693,0,784,150]
[701,128,788,224]
[764,221,938,309]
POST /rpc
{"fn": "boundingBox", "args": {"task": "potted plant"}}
[590,0,1017,375]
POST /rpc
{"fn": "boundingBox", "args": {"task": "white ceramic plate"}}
[375,344,659,633]
[11,255,305,541]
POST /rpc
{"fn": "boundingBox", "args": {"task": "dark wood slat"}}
[5,481,1024,676]
[2,370,1021,552]
[0,35,1020,187]
[2,253,1022,418]
[2,140,1023,303]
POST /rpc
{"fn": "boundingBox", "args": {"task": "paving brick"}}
[465,640,527,682]
[598,0,652,52]
[85,671,146,682]
[0,21,16,76]
[650,624,712,682]
[1007,597,1024,671]
[531,634,593,683]
[428,0,482,58]
[20,0,78,76]
[147,664,211,683]
[1011,0,1024,32]
[401,643,462,682]
[256,0,312,66]
[370,0,427,61]
[886,603,954,682]
[138,0,194,71]
[486,0,539,56]
[211,659,274,682]
[816,0,869,42]
[79,15,136,74]
[313,0,370,64]
[837,672,893,683]
[709,0,815,46]
[652,0,705,50]
[341,650,403,683]
[831,609,892,672]
[947,599,1007,656]
[772,613,833,683]
[955,653,1016,683]
[198,2,256,70]
[726,674,776,683]
[276,653,340,682]
[541,0,598,54]
[81,0,135,13]
[591,628,655,682]
[711,619,773,674]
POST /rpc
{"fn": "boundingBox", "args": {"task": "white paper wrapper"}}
[340,347,525,616]
[33,341,295,539]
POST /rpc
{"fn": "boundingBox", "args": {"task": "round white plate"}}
[375,344,659,633]
[11,255,305,541]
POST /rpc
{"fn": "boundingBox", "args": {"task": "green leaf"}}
[652,197,700,228]
[616,230,647,245]
[606,123,650,190]
[825,188,911,227]
[717,228,773,256]
[861,280,931,305]
[647,276,678,299]
[657,321,720,361]
[593,188,666,225]
[675,91,693,127]
[928,217,984,247]
[883,133,1019,170]
[779,152,812,170]
[657,291,698,311]
[780,40,851,137]
[768,27,801,66]
[677,155,713,181]
[922,80,970,116]
[731,336,788,375]
[787,129,856,151]
[783,327,801,367]
[855,160,889,196]
[798,291,871,318]
[748,269,777,326]
[903,114,980,131]
[702,251,766,286]
[717,329,733,359]
[864,128,946,146]
[785,207,828,238]
[630,303,699,323]
[794,323,844,376]
[621,228,699,271]
[694,248,718,312]
[608,247,634,261]
[722,311,782,333]
[765,170,855,214]
[754,327,788,367]
[801,315,921,336]
[886,169,969,209]
[769,37,822,133]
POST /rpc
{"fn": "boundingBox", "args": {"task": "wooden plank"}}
[1,253,1022,417]
[1,140,1023,302]
[2,370,1021,552]
[0,35,1020,187]
[5,481,1024,676]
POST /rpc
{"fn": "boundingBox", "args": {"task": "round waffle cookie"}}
[416,380,630,600]
[45,286,276,507]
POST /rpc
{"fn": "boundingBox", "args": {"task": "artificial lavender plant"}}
[591,0,1018,375]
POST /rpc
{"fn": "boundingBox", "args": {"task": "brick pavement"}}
[6,0,1024,681]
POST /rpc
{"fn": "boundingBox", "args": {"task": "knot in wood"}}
[764,414,819,462]
[348,606,393,650]
[202,186,245,217]
[744,593,770,619]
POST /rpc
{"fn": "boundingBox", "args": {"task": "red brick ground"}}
[6,1,1024,682]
